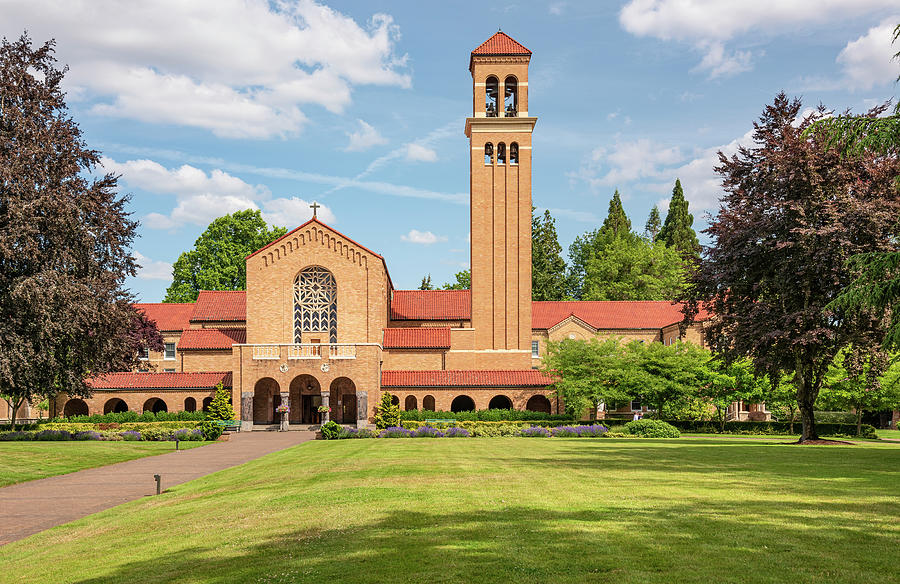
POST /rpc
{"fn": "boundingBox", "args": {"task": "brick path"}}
[0,431,314,545]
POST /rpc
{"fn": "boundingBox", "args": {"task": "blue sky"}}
[3,1,898,301]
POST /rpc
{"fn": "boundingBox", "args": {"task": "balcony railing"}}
[249,343,363,361]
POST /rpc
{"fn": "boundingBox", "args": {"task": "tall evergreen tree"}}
[657,179,700,259]
[418,275,434,290]
[645,205,662,240]
[164,210,287,302]
[599,189,631,239]
[532,209,568,300]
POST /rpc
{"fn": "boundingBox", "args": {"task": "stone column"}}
[280,391,290,431]
[321,391,330,424]
[240,391,253,432]
[356,391,368,429]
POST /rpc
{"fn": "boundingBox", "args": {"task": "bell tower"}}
[466,32,536,360]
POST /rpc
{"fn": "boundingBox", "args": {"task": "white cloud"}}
[571,139,682,190]
[619,0,897,78]
[3,0,410,138]
[345,119,388,151]
[836,18,900,90]
[401,229,447,244]
[133,251,173,281]
[549,2,567,16]
[405,143,438,162]
[261,197,336,227]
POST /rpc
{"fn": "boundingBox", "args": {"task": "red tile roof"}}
[531,301,705,330]
[383,327,451,349]
[178,328,246,350]
[134,303,194,332]
[88,371,232,390]
[382,370,553,387]
[471,32,532,56]
[391,290,471,321]
[191,290,246,322]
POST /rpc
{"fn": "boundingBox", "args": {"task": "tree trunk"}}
[856,407,863,437]
[7,396,23,432]
[796,380,819,443]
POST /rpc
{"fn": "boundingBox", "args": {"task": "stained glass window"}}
[294,267,337,343]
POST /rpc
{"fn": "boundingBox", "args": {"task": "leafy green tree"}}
[701,358,766,431]
[164,210,287,302]
[817,348,895,435]
[623,341,714,418]
[419,274,434,290]
[645,205,662,240]
[687,94,900,442]
[657,179,700,260]
[542,338,634,419]
[0,34,160,430]
[207,382,235,421]
[532,208,569,301]
[582,236,686,301]
[441,269,470,290]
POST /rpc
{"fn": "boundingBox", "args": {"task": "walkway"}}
[0,430,314,545]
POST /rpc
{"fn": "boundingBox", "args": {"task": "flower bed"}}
[0,425,213,442]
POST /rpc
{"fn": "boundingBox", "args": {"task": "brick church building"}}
[43,32,727,429]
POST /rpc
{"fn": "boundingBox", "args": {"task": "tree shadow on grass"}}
[71,498,900,584]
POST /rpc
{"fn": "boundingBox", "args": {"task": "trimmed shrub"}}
[378,426,414,438]
[469,424,524,437]
[74,431,102,441]
[400,408,571,423]
[198,421,223,441]
[374,393,401,430]
[139,427,175,441]
[623,419,680,438]
[664,420,877,438]
[174,428,205,442]
[120,430,142,441]
[320,420,342,440]
[34,430,73,441]
[521,426,550,437]
[48,410,206,424]
[445,427,470,438]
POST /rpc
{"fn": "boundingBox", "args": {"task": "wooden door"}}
[342,394,357,424]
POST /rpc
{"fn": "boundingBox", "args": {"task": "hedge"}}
[38,421,201,432]
[664,420,877,438]
[46,410,207,424]
[400,420,573,430]
[399,409,572,422]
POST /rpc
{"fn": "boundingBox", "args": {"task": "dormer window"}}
[504,76,518,117]
[510,142,519,164]
[485,76,499,117]
[484,142,494,165]
[497,143,506,165]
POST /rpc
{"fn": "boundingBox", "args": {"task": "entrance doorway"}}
[291,374,322,424]
[330,377,357,424]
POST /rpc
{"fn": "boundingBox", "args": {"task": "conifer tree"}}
[599,189,631,239]
[207,382,235,421]
[645,205,662,240]
[657,179,700,259]
[418,274,434,290]
[532,209,568,300]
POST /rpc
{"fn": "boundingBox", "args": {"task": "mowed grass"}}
[2,438,899,584]
[0,441,208,487]
[877,429,900,439]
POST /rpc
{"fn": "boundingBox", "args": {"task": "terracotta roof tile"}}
[383,327,451,349]
[88,371,232,390]
[382,370,553,387]
[391,290,470,320]
[179,328,246,350]
[531,301,706,330]
[134,303,194,332]
[191,290,246,322]
[471,32,532,56]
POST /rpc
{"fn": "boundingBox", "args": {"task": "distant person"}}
[633,411,640,421]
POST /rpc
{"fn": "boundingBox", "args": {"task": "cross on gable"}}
[310,201,321,219]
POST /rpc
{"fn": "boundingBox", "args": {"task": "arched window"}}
[405,395,417,411]
[497,143,506,165]
[510,143,519,164]
[504,76,518,117]
[184,397,196,412]
[423,395,436,411]
[485,76,499,117]
[451,395,475,412]
[484,142,494,165]
[294,266,337,343]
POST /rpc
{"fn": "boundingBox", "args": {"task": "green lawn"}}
[877,429,900,439]
[0,441,209,487]
[1,437,898,584]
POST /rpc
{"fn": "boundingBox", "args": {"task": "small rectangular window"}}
[631,401,642,411]
[164,368,175,373]
[164,343,176,360]
[138,347,149,360]
[531,340,540,358]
